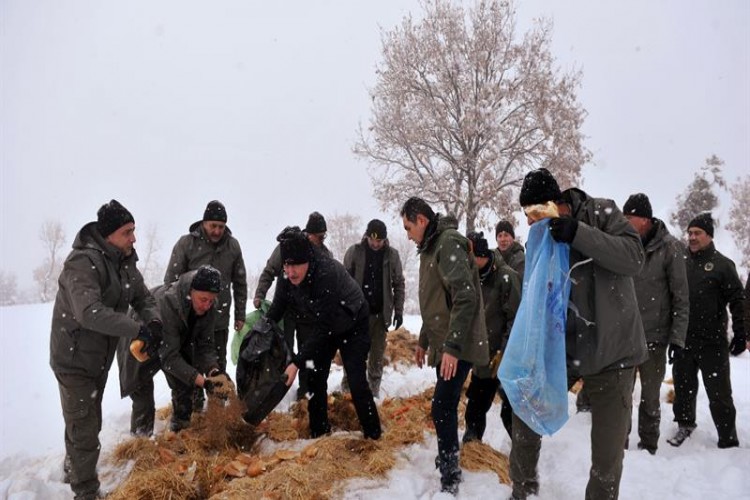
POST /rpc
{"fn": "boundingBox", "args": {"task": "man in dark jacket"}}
[494,220,525,278]
[342,219,406,397]
[118,266,232,435]
[50,200,160,500]
[510,169,647,500]
[267,227,381,440]
[463,231,521,442]
[164,200,247,406]
[253,211,333,399]
[621,193,689,455]
[401,197,489,496]
[668,213,745,449]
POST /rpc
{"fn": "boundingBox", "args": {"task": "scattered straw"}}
[460,440,510,485]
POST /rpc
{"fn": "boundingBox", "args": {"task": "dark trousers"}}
[464,373,503,440]
[306,316,381,439]
[130,377,156,436]
[295,323,314,400]
[433,360,472,479]
[214,327,229,372]
[672,341,737,445]
[341,313,388,397]
[510,368,635,500]
[628,344,667,450]
[55,371,107,500]
[165,371,195,431]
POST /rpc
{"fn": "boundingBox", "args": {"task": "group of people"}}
[49,171,747,499]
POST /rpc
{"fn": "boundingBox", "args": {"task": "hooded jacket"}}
[266,248,367,366]
[343,238,406,325]
[164,221,247,330]
[117,270,219,397]
[632,218,689,347]
[50,222,159,378]
[685,242,745,345]
[417,214,489,367]
[561,188,648,376]
[478,252,521,353]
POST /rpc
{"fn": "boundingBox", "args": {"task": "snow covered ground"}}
[0,304,747,499]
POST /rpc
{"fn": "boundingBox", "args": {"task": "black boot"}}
[437,453,462,496]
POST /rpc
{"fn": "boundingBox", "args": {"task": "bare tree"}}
[33,219,66,302]
[326,213,364,260]
[139,224,165,288]
[0,270,19,306]
[726,174,750,273]
[670,155,726,235]
[354,0,590,232]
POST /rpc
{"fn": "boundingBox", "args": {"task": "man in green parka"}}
[50,200,161,500]
[400,197,488,496]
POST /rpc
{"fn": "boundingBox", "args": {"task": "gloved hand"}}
[145,320,163,358]
[668,344,684,365]
[204,370,236,400]
[729,335,747,356]
[549,216,579,244]
[393,313,403,330]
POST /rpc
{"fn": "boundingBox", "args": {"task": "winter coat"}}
[50,222,159,379]
[632,219,689,347]
[343,239,406,325]
[745,277,750,335]
[118,270,219,397]
[266,249,367,366]
[254,244,282,302]
[417,214,489,367]
[684,242,745,346]
[479,253,521,353]
[497,240,526,279]
[164,221,247,331]
[562,188,648,376]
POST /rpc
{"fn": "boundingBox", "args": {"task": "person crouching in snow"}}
[266,226,382,440]
[117,265,234,435]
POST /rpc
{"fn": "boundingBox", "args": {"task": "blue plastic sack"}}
[498,218,571,436]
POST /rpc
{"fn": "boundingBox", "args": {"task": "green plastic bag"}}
[230,300,279,364]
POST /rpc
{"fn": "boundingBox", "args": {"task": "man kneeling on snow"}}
[117,265,234,435]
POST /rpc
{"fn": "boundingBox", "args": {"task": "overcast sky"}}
[2,0,748,289]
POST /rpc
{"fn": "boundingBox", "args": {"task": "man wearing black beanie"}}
[668,212,745,449]
[118,265,233,436]
[266,227,382,441]
[51,200,160,500]
[494,220,525,278]
[619,193,689,455]
[510,170,646,500]
[165,200,247,411]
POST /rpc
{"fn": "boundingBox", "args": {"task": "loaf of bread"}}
[524,201,559,222]
[129,339,150,362]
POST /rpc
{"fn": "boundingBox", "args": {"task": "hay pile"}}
[333,326,419,368]
[107,383,506,499]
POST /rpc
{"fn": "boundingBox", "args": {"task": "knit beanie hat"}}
[278,226,313,265]
[191,265,222,293]
[519,168,562,207]
[203,200,227,222]
[366,219,388,240]
[494,220,515,239]
[623,193,653,219]
[304,211,327,234]
[97,199,135,238]
[688,212,714,238]
[467,231,491,258]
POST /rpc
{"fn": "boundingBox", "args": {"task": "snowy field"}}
[0,303,747,499]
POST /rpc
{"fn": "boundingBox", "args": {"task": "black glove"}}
[667,344,684,365]
[729,335,747,356]
[144,320,163,358]
[393,313,403,330]
[204,370,234,399]
[549,216,579,244]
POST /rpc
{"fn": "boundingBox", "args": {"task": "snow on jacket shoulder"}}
[50,222,158,378]
[562,188,648,376]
